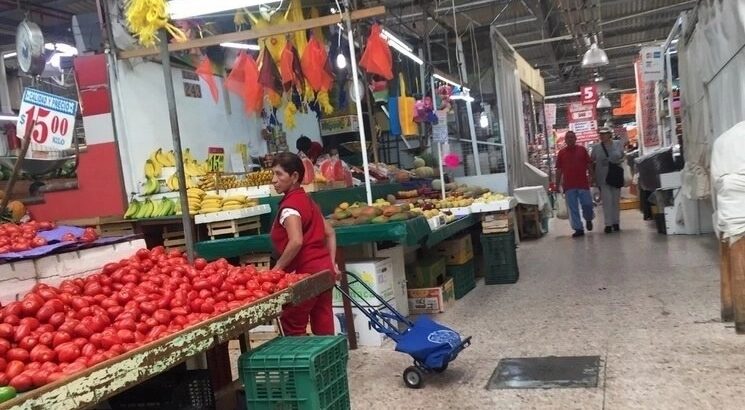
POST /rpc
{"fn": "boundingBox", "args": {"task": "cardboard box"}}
[333,258,394,307]
[407,278,455,314]
[374,245,409,317]
[435,234,474,265]
[332,299,397,347]
[406,256,447,288]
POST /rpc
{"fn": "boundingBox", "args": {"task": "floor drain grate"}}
[486,355,601,390]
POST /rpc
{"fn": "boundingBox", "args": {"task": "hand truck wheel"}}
[403,366,423,389]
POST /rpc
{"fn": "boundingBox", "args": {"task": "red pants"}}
[280,289,334,336]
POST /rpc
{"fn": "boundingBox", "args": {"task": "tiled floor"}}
[347,211,745,409]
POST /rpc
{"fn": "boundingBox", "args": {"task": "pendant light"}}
[596,94,611,109]
[581,43,609,68]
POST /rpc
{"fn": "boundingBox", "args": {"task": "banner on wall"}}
[544,103,557,136]
[613,93,637,116]
[640,46,664,82]
[566,102,598,145]
[635,59,660,148]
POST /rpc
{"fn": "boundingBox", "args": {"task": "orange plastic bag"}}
[242,53,263,114]
[398,74,418,137]
[301,37,334,92]
[359,24,393,80]
[280,43,304,92]
[225,52,248,98]
[196,57,219,103]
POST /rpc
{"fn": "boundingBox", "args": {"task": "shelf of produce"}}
[424,214,477,248]
[0,272,333,410]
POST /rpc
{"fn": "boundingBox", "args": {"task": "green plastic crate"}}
[447,260,476,299]
[481,233,519,285]
[239,336,350,410]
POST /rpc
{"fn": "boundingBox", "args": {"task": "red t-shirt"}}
[556,145,591,190]
[270,187,333,274]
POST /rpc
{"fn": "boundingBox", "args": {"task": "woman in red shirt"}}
[270,152,338,335]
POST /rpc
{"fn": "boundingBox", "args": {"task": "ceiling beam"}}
[600,1,697,27]
[521,0,565,80]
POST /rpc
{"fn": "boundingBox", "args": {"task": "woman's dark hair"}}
[296,136,312,154]
[272,152,305,182]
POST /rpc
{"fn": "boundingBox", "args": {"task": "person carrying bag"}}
[591,128,625,233]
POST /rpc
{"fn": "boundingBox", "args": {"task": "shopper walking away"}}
[270,152,339,335]
[590,128,625,233]
[555,131,594,237]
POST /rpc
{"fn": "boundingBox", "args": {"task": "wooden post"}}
[730,237,745,333]
[720,238,734,322]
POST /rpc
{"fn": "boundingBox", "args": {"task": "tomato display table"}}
[0,272,333,410]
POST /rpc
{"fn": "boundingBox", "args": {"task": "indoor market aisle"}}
[347,210,745,409]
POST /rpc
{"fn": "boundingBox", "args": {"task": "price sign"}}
[16,88,78,151]
[206,147,225,172]
[580,84,598,106]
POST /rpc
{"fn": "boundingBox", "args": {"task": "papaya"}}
[349,207,364,218]
[371,216,389,224]
[382,205,401,217]
[360,206,382,217]
[355,216,373,225]
[389,213,408,222]
[333,210,351,220]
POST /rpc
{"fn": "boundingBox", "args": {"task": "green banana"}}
[138,199,154,218]
[124,200,140,219]
[142,177,159,195]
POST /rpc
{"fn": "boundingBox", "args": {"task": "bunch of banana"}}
[185,161,207,177]
[199,176,216,190]
[182,148,195,163]
[166,174,179,191]
[221,195,249,211]
[151,148,176,168]
[134,199,155,219]
[142,177,160,195]
[124,199,141,219]
[152,197,177,217]
[144,159,161,178]
[199,194,224,214]
[187,188,205,215]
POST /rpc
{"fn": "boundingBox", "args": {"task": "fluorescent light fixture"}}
[581,43,609,68]
[380,29,423,65]
[168,0,281,20]
[0,115,17,121]
[3,52,16,59]
[220,42,260,51]
[433,73,462,88]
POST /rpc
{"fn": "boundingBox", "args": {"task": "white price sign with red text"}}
[16,88,79,151]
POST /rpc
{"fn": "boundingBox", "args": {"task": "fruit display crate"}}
[481,232,520,285]
[206,216,262,240]
[108,369,215,410]
[162,225,186,251]
[470,197,517,213]
[194,204,271,225]
[239,253,272,271]
[57,216,135,238]
[239,336,350,410]
[446,260,476,299]
[0,272,334,410]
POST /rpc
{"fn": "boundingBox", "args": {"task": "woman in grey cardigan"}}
[590,128,625,233]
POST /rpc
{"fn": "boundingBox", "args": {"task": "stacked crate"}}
[480,210,513,234]
[481,231,519,285]
[435,233,476,299]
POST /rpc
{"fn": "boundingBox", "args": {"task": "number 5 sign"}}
[16,88,78,151]
[580,84,598,106]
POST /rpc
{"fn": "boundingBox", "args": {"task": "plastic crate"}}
[239,336,350,410]
[481,233,519,285]
[446,260,476,299]
[109,369,215,410]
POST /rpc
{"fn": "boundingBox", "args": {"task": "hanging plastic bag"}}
[259,49,283,108]
[196,57,219,103]
[398,74,418,137]
[622,161,632,187]
[242,53,263,115]
[225,52,248,98]
[280,43,304,93]
[301,37,334,92]
[359,24,393,80]
[555,193,569,220]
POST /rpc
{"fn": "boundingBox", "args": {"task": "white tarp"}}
[711,121,745,242]
[679,0,745,200]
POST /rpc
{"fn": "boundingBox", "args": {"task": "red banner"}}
[635,58,660,148]
[579,84,599,106]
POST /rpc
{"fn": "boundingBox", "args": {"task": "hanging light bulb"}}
[596,94,611,109]
[581,43,609,68]
[479,111,488,129]
[336,53,347,69]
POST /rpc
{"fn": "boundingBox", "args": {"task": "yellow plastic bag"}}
[398,74,418,137]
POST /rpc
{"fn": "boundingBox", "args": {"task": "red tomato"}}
[135,248,151,261]
[52,331,72,348]
[9,374,33,392]
[19,336,38,351]
[4,302,23,317]
[0,373,8,387]
[245,281,260,291]
[29,369,48,388]
[29,345,55,362]
[0,358,5,372]
[61,233,77,242]
[200,301,215,314]
[3,314,19,326]
[261,282,276,293]
[19,317,39,331]
[46,372,65,384]
[6,346,29,363]
[37,288,58,301]
[35,305,55,323]
[31,236,47,247]
[153,309,171,325]
[0,339,10,355]
[115,318,136,332]
[139,301,156,315]
[276,279,289,290]
[0,323,12,339]
[38,332,54,347]
[81,343,97,357]
[73,322,94,339]
[253,290,270,299]
[55,342,81,363]
[63,362,87,375]
[70,297,89,311]
[48,312,66,329]
[5,360,25,379]
[83,282,103,296]
[21,295,43,316]
[194,258,208,270]
[116,329,135,343]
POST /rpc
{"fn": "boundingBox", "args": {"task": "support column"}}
[721,238,733,322]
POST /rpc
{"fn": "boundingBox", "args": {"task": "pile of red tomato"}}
[0,221,56,254]
[0,247,306,393]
